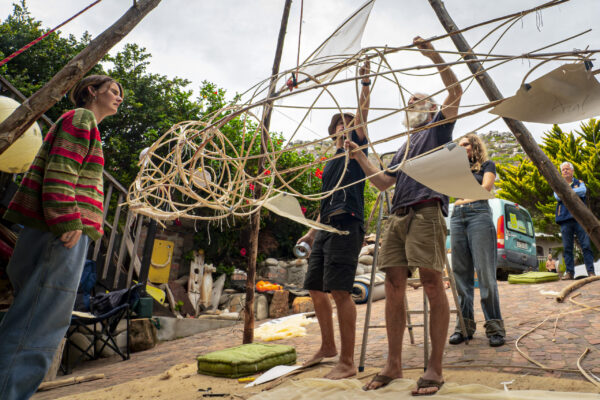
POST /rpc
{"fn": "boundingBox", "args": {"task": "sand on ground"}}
[52,360,599,400]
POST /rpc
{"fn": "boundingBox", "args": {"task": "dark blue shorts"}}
[304,214,365,293]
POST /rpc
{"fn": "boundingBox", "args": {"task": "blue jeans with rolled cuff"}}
[559,219,595,276]
[451,201,505,337]
[0,227,90,400]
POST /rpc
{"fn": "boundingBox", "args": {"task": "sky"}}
[2,0,599,154]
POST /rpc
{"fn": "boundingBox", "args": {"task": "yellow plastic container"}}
[148,239,174,284]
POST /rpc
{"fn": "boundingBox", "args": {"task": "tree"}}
[0,1,101,122]
[101,43,203,186]
[496,119,600,236]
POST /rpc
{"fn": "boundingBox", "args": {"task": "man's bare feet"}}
[302,348,337,367]
[362,366,402,390]
[324,361,357,380]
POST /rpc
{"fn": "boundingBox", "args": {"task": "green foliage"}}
[496,119,600,236]
[101,44,204,186]
[0,1,102,122]
[363,181,379,233]
[216,263,235,277]
[183,250,195,262]
[174,300,184,311]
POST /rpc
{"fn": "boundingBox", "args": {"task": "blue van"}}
[446,199,537,279]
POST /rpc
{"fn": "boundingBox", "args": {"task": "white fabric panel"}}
[298,0,375,85]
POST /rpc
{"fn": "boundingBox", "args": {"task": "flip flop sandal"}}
[412,377,444,396]
[362,374,395,391]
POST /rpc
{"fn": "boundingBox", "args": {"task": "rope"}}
[0,0,102,68]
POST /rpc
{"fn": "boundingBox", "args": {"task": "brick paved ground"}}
[33,279,600,399]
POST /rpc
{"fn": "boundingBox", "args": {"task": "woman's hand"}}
[60,230,82,249]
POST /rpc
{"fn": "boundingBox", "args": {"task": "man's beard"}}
[403,104,430,129]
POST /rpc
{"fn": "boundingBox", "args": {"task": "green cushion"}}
[508,271,559,284]
[197,343,296,378]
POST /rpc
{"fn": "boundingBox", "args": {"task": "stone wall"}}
[257,257,309,287]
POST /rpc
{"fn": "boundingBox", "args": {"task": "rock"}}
[231,269,247,281]
[265,258,278,266]
[228,293,246,313]
[63,332,92,366]
[360,244,375,256]
[292,296,314,313]
[278,260,289,268]
[286,266,306,287]
[289,258,306,267]
[260,266,287,283]
[358,255,374,265]
[364,234,377,244]
[355,265,365,276]
[97,331,128,358]
[358,263,371,274]
[129,318,158,353]
[255,294,268,321]
[219,294,231,308]
[269,290,289,318]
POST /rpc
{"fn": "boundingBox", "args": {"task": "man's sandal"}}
[362,374,395,391]
[411,377,444,396]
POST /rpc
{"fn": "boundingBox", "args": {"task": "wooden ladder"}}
[358,189,469,372]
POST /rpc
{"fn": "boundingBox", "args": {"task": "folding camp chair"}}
[62,279,143,374]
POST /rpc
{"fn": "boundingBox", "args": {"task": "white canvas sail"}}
[296,0,375,85]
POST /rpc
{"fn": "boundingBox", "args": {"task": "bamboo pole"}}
[428,0,600,249]
[0,0,162,155]
[577,348,600,389]
[37,374,105,391]
[556,275,600,302]
[244,0,293,344]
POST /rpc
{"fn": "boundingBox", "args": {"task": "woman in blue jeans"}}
[0,75,123,399]
[448,134,505,347]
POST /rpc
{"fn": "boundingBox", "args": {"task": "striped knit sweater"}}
[4,108,105,241]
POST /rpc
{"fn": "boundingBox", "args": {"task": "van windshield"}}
[504,204,534,237]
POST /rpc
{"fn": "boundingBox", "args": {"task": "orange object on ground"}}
[256,280,282,292]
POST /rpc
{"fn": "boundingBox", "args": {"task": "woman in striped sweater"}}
[0,75,123,400]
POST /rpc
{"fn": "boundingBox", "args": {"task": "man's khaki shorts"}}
[377,204,447,275]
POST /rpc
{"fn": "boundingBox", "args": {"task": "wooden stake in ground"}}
[0,0,162,155]
[37,374,105,392]
[427,0,600,249]
[244,0,293,344]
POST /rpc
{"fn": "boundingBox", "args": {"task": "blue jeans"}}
[451,201,504,337]
[0,227,90,400]
[560,219,595,275]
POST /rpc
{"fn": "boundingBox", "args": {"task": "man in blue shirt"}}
[554,161,596,280]
[350,37,462,395]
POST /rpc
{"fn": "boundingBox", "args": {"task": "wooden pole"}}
[0,0,162,155]
[428,0,600,249]
[37,374,105,391]
[244,0,293,344]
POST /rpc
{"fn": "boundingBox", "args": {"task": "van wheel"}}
[496,269,509,281]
